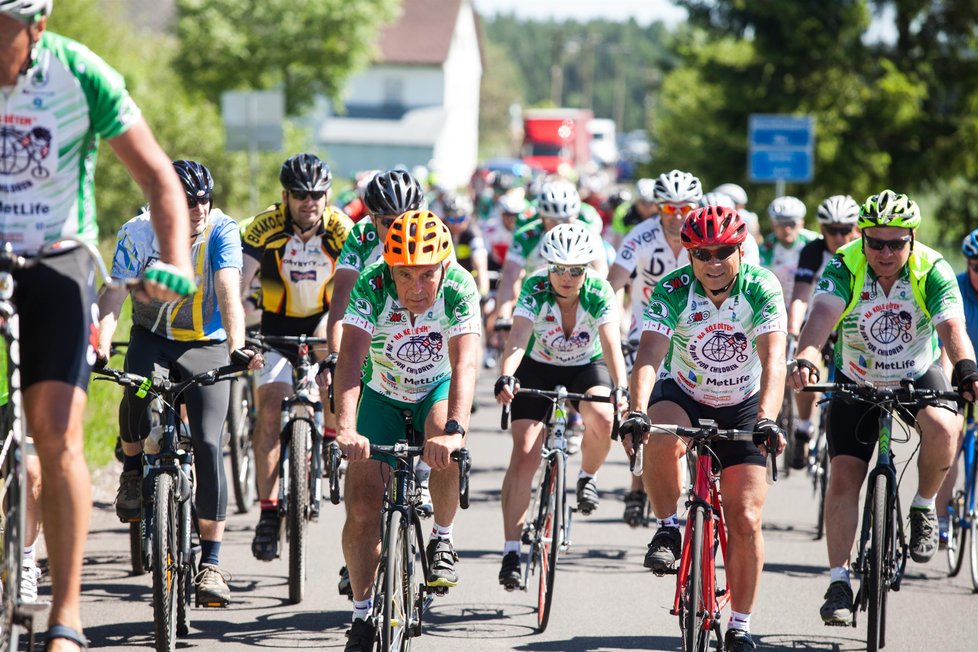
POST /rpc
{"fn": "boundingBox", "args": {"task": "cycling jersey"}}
[956,271,978,348]
[759,229,818,302]
[241,203,353,319]
[452,224,487,274]
[643,264,786,406]
[343,261,481,403]
[506,212,603,272]
[112,209,242,341]
[815,240,963,385]
[513,269,619,365]
[482,214,511,269]
[336,219,383,273]
[793,237,831,287]
[1,31,141,254]
[611,202,651,236]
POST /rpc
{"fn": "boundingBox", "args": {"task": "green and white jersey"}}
[759,229,818,303]
[0,31,140,254]
[815,253,963,385]
[513,269,619,365]
[336,220,383,273]
[643,264,787,406]
[505,211,603,272]
[343,261,481,402]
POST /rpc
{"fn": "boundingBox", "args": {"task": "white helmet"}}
[635,178,656,203]
[0,0,51,18]
[537,179,581,220]
[653,170,703,205]
[816,194,860,225]
[713,183,748,206]
[540,222,598,266]
[768,196,806,224]
[498,191,527,215]
[699,192,736,209]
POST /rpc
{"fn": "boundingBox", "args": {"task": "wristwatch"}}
[444,419,466,437]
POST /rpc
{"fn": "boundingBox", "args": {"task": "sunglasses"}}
[290,190,326,201]
[374,214,399,228]
[968,260,978,273]
[548,264,587,277]
[444,214,467,225]
[689,246,739,262]
[864,234,911,252]
[823,225,853,236]
[659,203,695,216]
[187,195,210,208]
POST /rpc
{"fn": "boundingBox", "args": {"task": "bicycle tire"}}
[287,420,311,605]
[381,511,414,651]
[681,507,710,652]
[152,473,178,652]
[129,521,147,576]
[947,489,967,577]
[536,453,562,633]
[970,505,978,591]
[227,376,256,514]
[866,473,887,652]
[815,437,829,541]
[176,499,193,637]
[0,428,25,652]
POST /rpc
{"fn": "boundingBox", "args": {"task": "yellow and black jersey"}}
[242,203,353,319]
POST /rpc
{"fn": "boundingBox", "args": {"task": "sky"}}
[471,0,688,27]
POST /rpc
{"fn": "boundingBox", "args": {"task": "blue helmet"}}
[962,228,978,259]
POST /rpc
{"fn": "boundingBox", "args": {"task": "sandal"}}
[44,624,88,651]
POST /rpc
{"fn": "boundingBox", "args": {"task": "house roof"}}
[377,0,463,65]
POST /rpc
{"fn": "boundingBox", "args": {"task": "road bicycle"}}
[802,381,959,651]
[224,368,257,514]
[249,333,327,605]
[0,238,128,650]
[946,402,978,589]
[501,385,619,633]
[95,360,244,651]
[630,420,775,652]
[778,335,798,477]
[807,360,835,541]
[326,411,471,651]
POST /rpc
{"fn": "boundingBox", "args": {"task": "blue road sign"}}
[748,114,814,183]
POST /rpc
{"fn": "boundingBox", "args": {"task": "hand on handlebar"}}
[619,411,651,455]
[786,357,820,391]
[424,432,463,471]
[953,359,978,403]
[231,345,264,370]
[753,417,785,456]
[611,385,630,416]
[494,375,519,404]
[316,352,338,390]
[336,428,372,463]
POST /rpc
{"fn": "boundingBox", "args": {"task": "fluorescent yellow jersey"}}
[242,204,353,319]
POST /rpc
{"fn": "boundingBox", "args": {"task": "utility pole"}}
[550,33,564,106]
[613,48,626,131]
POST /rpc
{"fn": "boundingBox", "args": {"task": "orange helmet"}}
[383,210,453,266]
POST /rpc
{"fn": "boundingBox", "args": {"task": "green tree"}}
[478,38,523,158]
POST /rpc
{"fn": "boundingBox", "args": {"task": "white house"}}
[317,0,483,189]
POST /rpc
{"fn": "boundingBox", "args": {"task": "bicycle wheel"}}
[152,474,178,652]
[0,430,25,651]
[287,420,311,604]
[866,474,887,652]
[176,499,193,637]
[680,507,711,652]
[129,521,148,576]
[381,511,416,651]
[947,489,967,577]
[814,436,829,541]
[970,504,978,591]
[227,376,256,514]
[536,454,563,633]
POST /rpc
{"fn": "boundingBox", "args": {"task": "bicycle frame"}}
[527,389,572,554]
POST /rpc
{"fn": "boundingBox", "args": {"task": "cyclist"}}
[334,211,480,652]
[240,153,353,562]
[97,160,263,607]
[610,177,657,242]
[785,195,861,469]
[494,222,627,587]
[484,190,526,273]
[621,206,787,651]
[0,3,196,648]
[760,196,818,302]
[443,192,490,300]
[788,190,978,625]
[713,182,761,243]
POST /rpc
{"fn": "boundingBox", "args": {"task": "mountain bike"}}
[225,369,257,514]
[326,413,471,651]
[249,333,327,605]
[946,402,978,589]
[802,381,959,651]
[501,385,619,633]
[94,362,245,652]
[0,238,129,650]
[630,420,775,652]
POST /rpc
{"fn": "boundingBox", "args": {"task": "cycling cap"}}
[540,222,598,266]
[767,196,806,224]
[364,169,425,217]
[173,160,213,202]
[635,178,656,203]
[383,210,452,266]
[681,206,748,248]
[280,153,332,193]
[653,170,703,205]
[537,179,581,220]
[0,0,51,19]
[699,192,736,210]
[713,183,748,206]
[963,229,978,259]
[816,194,860,225]
[858,190,920,230]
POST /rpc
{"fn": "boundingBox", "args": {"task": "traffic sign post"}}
[748,114,814,196]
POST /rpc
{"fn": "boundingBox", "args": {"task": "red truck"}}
[521,108,593,174]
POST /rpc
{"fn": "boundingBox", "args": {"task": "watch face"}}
[445,419,464,434]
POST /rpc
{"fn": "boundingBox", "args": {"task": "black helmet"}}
[172,160,213,201]
[363,169,424,216]
[280,153,332,192]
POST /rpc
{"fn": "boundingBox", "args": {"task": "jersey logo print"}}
[686,309,711,325]
[700,331,750,363]
[396,333,444,363]
[548,331,590,352]
[869,310,913,345]
[663,273,690,293]
[0,126,51,180]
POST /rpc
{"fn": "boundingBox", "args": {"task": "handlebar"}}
[500,386,620,438]
[93,363,248,399]
[802,382,960,405]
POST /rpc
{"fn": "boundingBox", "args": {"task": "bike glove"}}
[952,359,978,400]
[754,417,782,448]
[144,262,197,296]
[494,375,517,398]
[619,411,651,440]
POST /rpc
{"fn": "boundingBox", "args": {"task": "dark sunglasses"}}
[187,194,211,208]
[444,214,468,225]
[823,225,853,237]
[968,260,978,273]
[863,234,911,252]
[374,214,399,228]
[689,246,739,262]
[548,264,587,277]
[290,190,326,201]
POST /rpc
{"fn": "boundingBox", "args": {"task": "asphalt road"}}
[31,373,978,650]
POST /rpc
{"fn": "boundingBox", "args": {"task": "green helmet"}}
[858,190,920,230]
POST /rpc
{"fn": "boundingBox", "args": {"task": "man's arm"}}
[628,329,670,413]
[471,251,490,298]
[608,263,632,293]
[936,318,978,401]
[789,294,845,389]
[787,280,814,337]
[755,330,787,422]
[95,286,128,360]
[597,321,628,389]
[326,269,359,355]
[590,251,608,280]
[240,254,260,302]
[333,323,371,461]
[492,258,524,323]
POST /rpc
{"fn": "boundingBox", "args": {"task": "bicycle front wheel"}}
[947,489,967,577]
[681,507,711,652]
[129,521,147,576]
[536,453,563,633]
[866,474,887,652]
[382,511,416,651]
[287,420,311,604]
[227,376,256,514]
[0,430,26,651]
[152,474,178,652]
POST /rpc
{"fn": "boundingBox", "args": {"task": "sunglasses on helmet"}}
[290,190,326,201]
[689,246,739,262]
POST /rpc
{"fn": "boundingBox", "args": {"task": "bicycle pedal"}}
[429,586,449,597]
[823,619,852,628]
[196,598,230,608]
[652,567,678,577]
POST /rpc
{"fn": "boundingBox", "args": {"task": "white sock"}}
[23,546,34,561]
[727,610,751,633]
[657,513,679,529]
[352,598,372,621]
[503,540,520,555]
[911,493,936,510]
[431,522,453,542]
[830,566,850,584]
[578,470,595,480]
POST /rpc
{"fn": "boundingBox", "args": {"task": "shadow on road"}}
[514,635,677,650]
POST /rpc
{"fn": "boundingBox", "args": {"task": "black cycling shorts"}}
[12,246,97,390]
[511,357,612,422]
[649,378,765,469]
[827,365,956,463]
